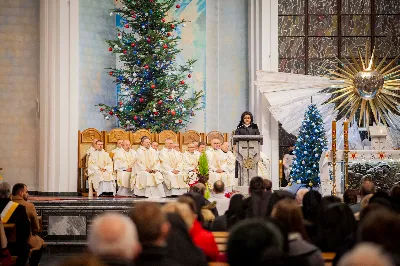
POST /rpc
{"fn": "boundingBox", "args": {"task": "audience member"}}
[265,190,295,217]
[89,213,140,266]
[271,198,324,266]
[130,202,181,266]
[0,222,12,265]
[321,195,342,208]
[338,243,394,266]
[343,189,358,206]
[190,184,218,222]
[354,193,374,220]
[208,181,230,215]
[243,176,271,218]
[11,183,45,266]
[263,179,272,192]
[302,190,323,247]
[0,182,30,266]
[212,194,245,231]
[351,180,375,213]
[177,195,219,261]
[390,184,400,200]
[295,188,309,206]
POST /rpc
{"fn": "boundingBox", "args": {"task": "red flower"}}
[225,192,234,198]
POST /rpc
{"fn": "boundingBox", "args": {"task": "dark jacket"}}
[0,199,30,245]
[212,214,228,231]
[234,123,260,135]
[99,256,135,266]
[288,233,324,266]
[135,244,183,266]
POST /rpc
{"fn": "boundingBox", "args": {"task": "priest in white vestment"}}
[206,139,232,191]
[183,143,201,185]
[219,142,236,191]
[151,141,159,152]
[131,137,165,198]
[112,139,124,153]
[283,144,296,180]
[114,140,136,196]
[87,140,116,196]
[198,142,206,153]
[159,139,189,196]
[86,139,98,155]
[258,151,271,180]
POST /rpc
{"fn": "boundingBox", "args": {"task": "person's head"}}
[302,190,322,223]
[92,138,99,148]
[164,138,173,150]
[192,183,206,196]
[177,194,201,225]
[162,202,195,230]
[295,188,309,205]
[288,143,295,152]
[12,183,28,200]
[360,180,375,198]
[198,142,206,153]
[213,180,225,194]
[240,111,254,126]
[338,243,394,266]
[96,140,104,151]
[321,195,342,208]
[358,208,400,257]
[88,213,141,260]
[116,139,124,148]
[151,141,159,151]
[173,143,180,152]
[343,189,359,205]
[122,140,131,152]
[263,179,272,192]
[227,219,285,266]
[249,176,266,196]
[130,202,170,245]
[221,142,230,153]
[141,136,150,149]
[271,198,308,240]
[187,143,195,153]
[390,184,400,200]
[266,191,295,217]
[211,138,221,150]
[192,141,199,150]
[0,182,11,199]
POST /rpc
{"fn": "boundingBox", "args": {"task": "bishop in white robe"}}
[87,140,116,196]
[183,143,201,185]
[159,139,189,196]
[131,137,165,198]
[112,139,124,153]
[206,139,233,191]
[114,140,136,196]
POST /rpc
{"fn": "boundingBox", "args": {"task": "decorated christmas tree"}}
[98,0,203,132]
[290,104,327,188]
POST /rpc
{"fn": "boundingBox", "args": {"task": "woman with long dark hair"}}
[212,194,246,231]
[234,111,260,135]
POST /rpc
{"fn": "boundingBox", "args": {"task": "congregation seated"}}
[114,140,136,196]
[208,181,230,215]
[242,176,273,218]
[0,182,30,266]
[190,183,218,222]
[11,183,45,266]
[212,194,245,232]
[350,180,375,213]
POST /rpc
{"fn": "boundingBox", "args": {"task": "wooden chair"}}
[157,130,180,151]
[322,252,336,266]
[104,128,129,153]
[181,130,202,152]
[206,131,228,146]
[130,129,154,150]
[208,263,229,266]
[212,231,229,254]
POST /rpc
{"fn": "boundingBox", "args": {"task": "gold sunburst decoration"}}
[326,43,400,126]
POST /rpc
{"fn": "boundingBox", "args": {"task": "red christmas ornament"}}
[167,110,171,113]
[131,11,135,14]
[119,102,123,106]
[157,100,163,105]
[124,24,129,28]
[171,110,176,116]
[167,32,172,37]
[188,74,191,78]
[180,80,185,85]
[109,71,113,76]
[163,44,168,49]
[154,112,159,115]
[132,15,136,19]
[147,38,151,42]
[161,18,165,22]
[144,65,149,69]
[134,115,138,120]
[109,111,113,115]
[100,108,104,111]
[123,50,127,54]
[179,119,182,123]
[176,4,181,8]
[171,24,175,29]
[139,98,144,103]
[108,47,113,51]
[151,84,156,89]
[169,95,173,99]
[131,43,136,47]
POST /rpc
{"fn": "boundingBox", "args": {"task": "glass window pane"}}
[309,37,338,58]
[309,15,338,36]
[374,37,400,58]
[279,0,305,15]
[375,15,400,36]
[279,16,305,36]
[308,59,338,75]
[342,15,371,36]
[279,37,306,58]
[279,59,306,74]
[308,0,337,14]
[341,37,371,58]
[341,0,371,14]
[375,0,400,14]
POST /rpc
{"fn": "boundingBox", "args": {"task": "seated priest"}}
[86,138,98,155]
[151,141,159,152]
[87,140,116,196]
[183,143,201,185]
[220,142,236,192]
[173,143,181,152]
[198,141,206,153]
[159,139,189,196]
[112,139,124,153]
[132,136,165,198]
[206,139,231,190]
[193,141,199,151]
[114,140,136,197]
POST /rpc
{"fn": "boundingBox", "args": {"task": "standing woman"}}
[234,111,260,135]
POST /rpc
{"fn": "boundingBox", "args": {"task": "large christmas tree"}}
[98,0,203,132]
[290,104,327,188]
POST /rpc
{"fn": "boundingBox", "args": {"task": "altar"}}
[320,150,400,196]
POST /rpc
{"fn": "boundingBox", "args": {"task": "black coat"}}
[0,199,30,245]
[135,244,184,266]
[234,124,260,135]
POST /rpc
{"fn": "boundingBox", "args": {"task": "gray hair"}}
[0,182,11,199]
[88,213,139,259]
[338,243,394,266]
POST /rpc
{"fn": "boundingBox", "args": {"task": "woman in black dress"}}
[234,111,260,135]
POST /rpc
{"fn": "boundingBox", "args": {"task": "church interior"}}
[1,0,400,265]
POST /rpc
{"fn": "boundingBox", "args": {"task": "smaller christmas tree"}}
[198,152,209,184]
[290,104,327,188]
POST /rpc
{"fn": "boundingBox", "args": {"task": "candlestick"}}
[344,119,349,190]
[332,120,337,196]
